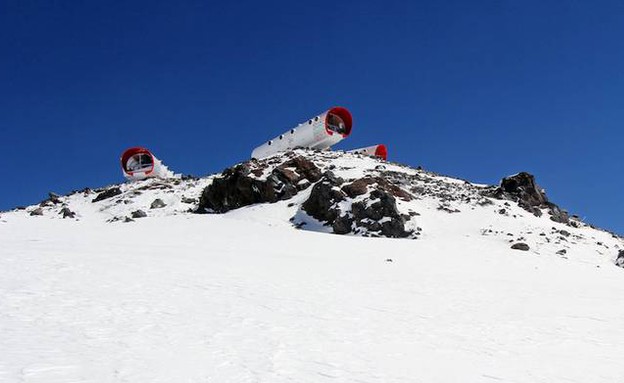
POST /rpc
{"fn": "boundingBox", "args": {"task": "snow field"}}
[1,213,624,382]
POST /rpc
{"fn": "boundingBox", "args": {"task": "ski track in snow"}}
[1,150,624,382]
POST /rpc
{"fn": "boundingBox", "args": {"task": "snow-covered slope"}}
[1,150,623,382]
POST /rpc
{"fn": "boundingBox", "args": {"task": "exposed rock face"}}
[488,172,569,224]
[92,187,122,203]
[198,156,321,213]
[351,190,411,238]
[615,250,624,268]
[197,153,418,238]
[500,172,547,208]
[344,177,413,238]
[193,150,586,239]
[274,156,322,186]
[301,172,345,224]
[302,173,414,238]
[342,176,413,202]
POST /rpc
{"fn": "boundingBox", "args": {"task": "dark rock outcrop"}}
[342,176,413,202]
[200,152,415,238]
[29,207,43,216]
[198,156,321,213]
[547,204,569,225]
[488,172,569,224]
[302,173,413,238]
[500,172,547,208]
[38,192,62,207]
[351,189,411,238]
[47,192,62,204]
[92,187,122,203]
[274,156,322,187]
[332,214,354,234]
[301,172,345,223]
[59,207,76,218]
[131,210,147,219]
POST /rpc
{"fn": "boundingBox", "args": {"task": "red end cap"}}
[325,106,353,137]
[120,147,154,175]
[374,144,388,161]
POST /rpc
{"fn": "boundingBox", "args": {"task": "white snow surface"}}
[1,150,624,382]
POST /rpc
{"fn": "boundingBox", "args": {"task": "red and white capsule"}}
[120,147,173,180]
[251,106,353,159]
[348,144,388,161]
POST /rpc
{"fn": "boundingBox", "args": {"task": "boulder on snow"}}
[197,155,321,213]
[131,210,147,219]
[615,250,624,268]
[92,187,122,203]
[181,196,197,204]
[511,243,530,251]
[150,199,167,209]
[59,207,76,218]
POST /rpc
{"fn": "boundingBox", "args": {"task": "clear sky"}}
[1,0,622,234]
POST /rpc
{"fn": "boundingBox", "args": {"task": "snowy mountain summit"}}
[8,148,622,265]
[2,149,624,383]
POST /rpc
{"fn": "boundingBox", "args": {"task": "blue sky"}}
[1,0,622,234]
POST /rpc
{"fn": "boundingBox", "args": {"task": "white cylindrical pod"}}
[120,147,173,180]
[251,106,352,159]
[348,144,388,161]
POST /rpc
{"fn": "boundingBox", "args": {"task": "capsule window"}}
[279,135,283,140]
[125,153,154,172]
[314,116,319,121]
[308,120,312,124]
[268,140,272,146]
[290,129,295,134]
[326,113,347,135]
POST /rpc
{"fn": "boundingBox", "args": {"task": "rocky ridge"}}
[196,150,584,239]
[3,149,622,267]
